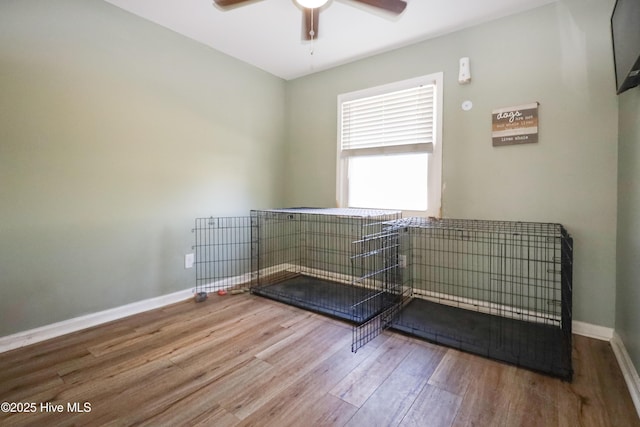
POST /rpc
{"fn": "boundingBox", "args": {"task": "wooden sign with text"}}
[492,102,539,146]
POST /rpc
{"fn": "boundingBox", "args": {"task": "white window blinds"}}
[340,83,435,156]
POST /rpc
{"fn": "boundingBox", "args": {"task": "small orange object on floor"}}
[217,289,227,296]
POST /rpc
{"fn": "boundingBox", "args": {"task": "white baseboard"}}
[611,332,640,419]
[572,320,614,341]
[0,288,193,354]
[0,282,618,353]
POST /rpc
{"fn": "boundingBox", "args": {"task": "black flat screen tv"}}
[611,0,640,94]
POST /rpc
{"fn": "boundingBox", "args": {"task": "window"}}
[337,73,443,216]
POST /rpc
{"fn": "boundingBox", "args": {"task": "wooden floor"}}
[1,294,638,427]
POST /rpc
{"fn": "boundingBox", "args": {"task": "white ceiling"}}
[104,0,557,80]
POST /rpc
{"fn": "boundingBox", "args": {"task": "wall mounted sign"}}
[492,102,539,146]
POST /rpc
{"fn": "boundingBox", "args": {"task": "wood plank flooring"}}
[0,294,638,427]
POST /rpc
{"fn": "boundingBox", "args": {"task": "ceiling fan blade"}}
[353,0,407,14]
[303,8,320,41]
[213,0,256,7]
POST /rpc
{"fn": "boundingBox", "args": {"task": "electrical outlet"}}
[185,253,195,269]
[399,254,407,268]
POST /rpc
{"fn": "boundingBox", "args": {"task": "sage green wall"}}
[284,0,619,327]
[616,87,640,373]
[0,0,285,336]
[0,0,624,338]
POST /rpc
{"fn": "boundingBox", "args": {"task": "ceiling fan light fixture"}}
[296,0,329,8]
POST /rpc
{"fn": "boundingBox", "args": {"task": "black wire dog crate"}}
[193,212,573,379]
[249,208,402,323]
[386,217,573,379]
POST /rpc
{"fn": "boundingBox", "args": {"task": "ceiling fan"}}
[213,0,408,40]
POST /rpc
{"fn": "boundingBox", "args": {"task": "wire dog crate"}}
[250,208,402,323]
[385,217,573,379]
[193,212,573,379]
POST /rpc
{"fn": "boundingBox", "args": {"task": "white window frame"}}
[336,73,444,217]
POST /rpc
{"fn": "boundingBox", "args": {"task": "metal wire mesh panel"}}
[250,211,302,284]
[388,217,573,379]
[351,223,412,352]
[250,208,401,322]
[193,217,254,294]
